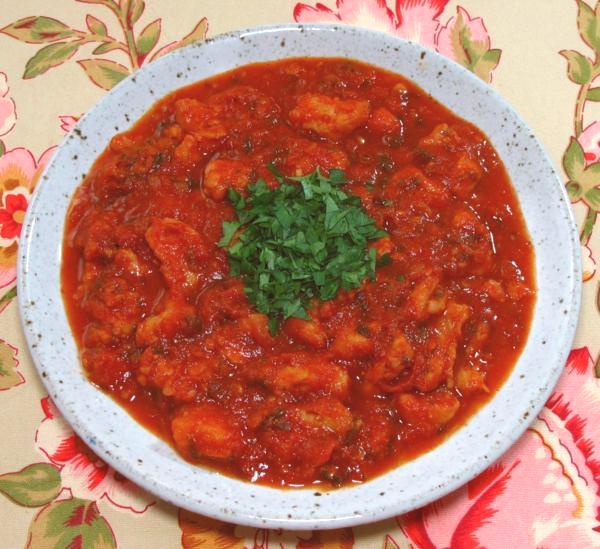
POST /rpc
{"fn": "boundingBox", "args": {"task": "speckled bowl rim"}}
[18,23,581,529]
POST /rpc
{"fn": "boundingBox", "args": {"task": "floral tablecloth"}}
[0,1,599,547]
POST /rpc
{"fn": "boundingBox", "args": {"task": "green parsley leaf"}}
[220,167,386,332]
[376,253,392,267]
[218,221,241,247]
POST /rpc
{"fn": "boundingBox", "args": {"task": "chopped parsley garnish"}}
[219,166,387,333]
[376,253,392,267]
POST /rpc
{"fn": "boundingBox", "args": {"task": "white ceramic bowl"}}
[18,24,581,529]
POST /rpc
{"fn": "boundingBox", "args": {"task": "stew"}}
[62,58,535,488]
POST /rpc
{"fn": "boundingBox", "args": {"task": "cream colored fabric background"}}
[0,1,598,548]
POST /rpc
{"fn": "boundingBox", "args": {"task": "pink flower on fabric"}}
[396,0,449,48]
[435,6,500,82]
[35,397,155,513]
[294,0,450,49]
[0,146,55,288]
[0,72,16,137]
[400,347,600,548]
[578,121,600,165]
[293,2,501,81]
[58,115,79,133]
[435,6,490,61]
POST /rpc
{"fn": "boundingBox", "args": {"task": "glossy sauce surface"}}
[62,58,535,487]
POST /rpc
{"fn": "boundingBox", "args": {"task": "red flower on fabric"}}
[0,192,28,239]
[399,347,600,548]
[36,397,155,513]
[58,115,79,133]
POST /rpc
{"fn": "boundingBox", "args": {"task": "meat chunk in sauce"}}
[174,98,228,154]
[203,157,253,200]
[406,275,443,320]
[368,107,401,136]
[288,94,370,140]
[451,208,493,274]
[385,166,450,208]
[197,279,251,325]
[284,317,328,349]
[386,332,414,372]
[208,85,280,122]
[258,398,353,473]
[236,313,275,348]
[395,390,460,433]
[413,303,471,392]
[138,345,218,401]
[172,404,242,460]
[145,218,208,296]
[456,365,489,395]
[245,353,350,399]
[279,137,349,177]
[135,296,197,347]
[331,327,374,360]
[81,269,147,338]
[417,123,491,198]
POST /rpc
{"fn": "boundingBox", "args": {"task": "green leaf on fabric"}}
[587,87,600,101]
[77,59,130,90]
[585,187,600,208]
[136,19,161,56]
[576,0,600,52]
[178,18,209,49]
[92,42,122,55]
[126,0,146,25]
[566,181,583,200]
[473,48,501,81]
[27,498,116,549]
[563,137,586,180]
[581,208,597,243]
[0,464,61,506]
[0,339,22,390]
[560,50,592,84]
[579,162,600,196]
[446,9,501,82]
[86,15,108,37]
[0,16,75,44]
[448,10,471,67]
[0,286,16,308]
[23,41,80,79]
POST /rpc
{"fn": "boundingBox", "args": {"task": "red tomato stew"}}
[62,58,535,488]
